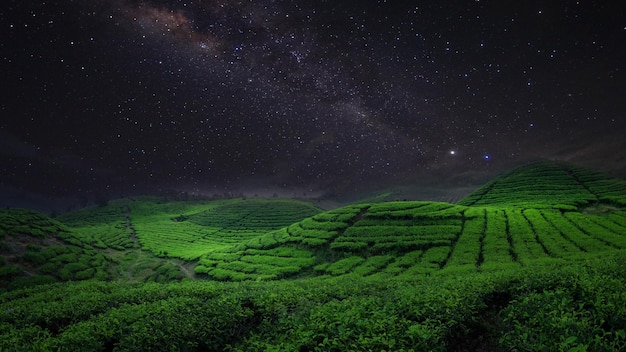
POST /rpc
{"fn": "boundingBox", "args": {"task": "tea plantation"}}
[2,161,626,351]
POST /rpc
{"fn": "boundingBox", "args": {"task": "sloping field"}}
[458,161,626,207]
[58,197,322,260]
[0,209,111,289]
[3,162,626,285]
[127,198,322,260]
[194,201,626,281]
[2,162,626,350]
[191,162,626,281]
[1,198,322,287]
[5,162,626,284]
[2,251,626,351]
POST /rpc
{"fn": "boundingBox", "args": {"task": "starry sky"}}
[2,0,626,208]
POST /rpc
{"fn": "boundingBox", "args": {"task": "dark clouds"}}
[1,0,625,207]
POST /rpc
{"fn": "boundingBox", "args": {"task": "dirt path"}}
[125,207,136,239]
[177,261,196,279]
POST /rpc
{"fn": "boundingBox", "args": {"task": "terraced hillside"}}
[458,161,626,207]
[127,198,322,260]
[194,203,626,280]
[0,209,111,290]
[0,198,322,288]
[56,197,322,260]
[3,161,626,351]
[4,162,626,285]
[194,162,626,280]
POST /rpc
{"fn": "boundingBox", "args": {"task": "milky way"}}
[1,0,625,206]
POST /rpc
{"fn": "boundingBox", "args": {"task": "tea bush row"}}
[564,212,626,248]
[506,209,550,264]
[0,209,70,239]
[4,253,626,351]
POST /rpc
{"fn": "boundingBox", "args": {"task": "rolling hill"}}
[1,161,626,351]
[458,161,626,207]
[192,161,626,281]
[1,197,323,287]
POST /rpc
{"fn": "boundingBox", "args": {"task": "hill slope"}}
[191,162,626,281]
[4,162,626,285]
[1,198,323,288]
[0,208,112,289]
[2,161,626,351]
[458,161,626,208]
[56,197,322,260]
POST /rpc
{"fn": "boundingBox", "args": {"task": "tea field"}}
[2,161,626,350]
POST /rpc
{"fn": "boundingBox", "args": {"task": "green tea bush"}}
[0,265,21,279]
[524,209,581,257]
[499,267,626,350]
[20,251,47,265]
[542,210,612,253]
[419,246,450,268]
[565,212,626,248]
[351,255,394,276]
[3,253,626,351]
[323,256,365,275]
[506,209,549,263]
[74,268,95,280]
[482,208,516,266]
[446,209,484,267]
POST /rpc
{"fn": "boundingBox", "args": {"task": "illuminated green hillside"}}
[3,162,626,285]
[58,197,322,260]
[0,208,112,289]
[458,161,626,207]
[191,162,626,281]
[1,198,322,287]
[2,162,626,351]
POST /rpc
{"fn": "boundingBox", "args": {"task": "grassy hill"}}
[458,161,626,208]
[1,198,322,288]
[2,161,626,351]
[0,208,111,289]
[192,161,626,281]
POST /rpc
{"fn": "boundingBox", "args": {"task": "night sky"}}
[2,0,625,208]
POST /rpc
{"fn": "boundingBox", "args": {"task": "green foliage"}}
[445,208,483,268]
[145,264,184,283]
[1,162,626,350]
[0,208,70,238]
[458,161,605,207]
[1,215,112,290]
[523,209,583,257]
[352,255,394,276]
[188,168,626,280]
[1,253,625,351]
[55,202,136,250]
[322,255,365,275]
[0,265,21,279]
[498,258,626,351]
[481,208,517,268]
[126,198,321,260]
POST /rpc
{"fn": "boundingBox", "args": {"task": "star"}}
[1,0,625,208]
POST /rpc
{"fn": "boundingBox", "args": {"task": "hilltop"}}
[459,161,626,208]
[1,161,626,351]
